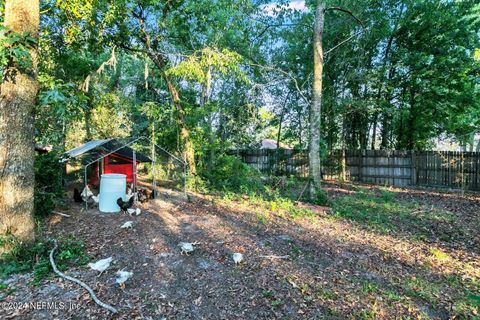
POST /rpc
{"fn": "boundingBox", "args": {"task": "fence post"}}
[341,149,346,182]
[461,151,465,196]
[411,151,417,186]
[359,150,365,182]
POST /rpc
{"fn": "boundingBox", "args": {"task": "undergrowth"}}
[0,235,89,287]
[194,154,265,193]
[194,153,331,220]
[34,152,65,217]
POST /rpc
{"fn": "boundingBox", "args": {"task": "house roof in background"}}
[260,139,292,150]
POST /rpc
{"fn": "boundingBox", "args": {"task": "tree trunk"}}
[380,66,398,149]
[374,8,400,150]
[468,133,474,152]
[84,107,92,140]
[407,83,416,150]
[371,115,378,149]
[202,67,215,171]
[394,82,408,149]
[276,92,290,149]
[297,108,303,147]
[0,0,39,250]
[141,41,197,175]
[163,72,196,175]
[309,1,325,198]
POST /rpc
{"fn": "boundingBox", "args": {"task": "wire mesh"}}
[62,136,186,210]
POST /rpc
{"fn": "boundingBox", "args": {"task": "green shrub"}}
[34,152,64,217]
[187,174,209,193]
[311,189,331,206]
[0,236,89,285]
[200,154,265,193]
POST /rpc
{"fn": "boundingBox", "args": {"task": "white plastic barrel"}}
[99,174,126,213]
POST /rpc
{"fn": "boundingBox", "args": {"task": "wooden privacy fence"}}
[228,149,309,177]
[229,149,480,191]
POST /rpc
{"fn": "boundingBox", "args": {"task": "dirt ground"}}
[0,183,479,319]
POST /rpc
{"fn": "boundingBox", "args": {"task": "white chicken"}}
[233,253,244,265]
[81,185,94,202]
[126,191,136,202]
[179,242,195,255]
[121,221,134,229]
[86,194,99,207]
[88,257,113,274]
[115,270,133,289]
[126,208,142,216]
[126,184,136,201]
[91,195,99,204]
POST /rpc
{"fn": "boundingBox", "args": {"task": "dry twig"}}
[52,211,71,218]
[258,255,290,259]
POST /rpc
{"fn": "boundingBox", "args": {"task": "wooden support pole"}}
[410,150,416,186]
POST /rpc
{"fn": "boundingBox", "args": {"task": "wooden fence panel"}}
[228,149,480,191]
[412,151,480,190]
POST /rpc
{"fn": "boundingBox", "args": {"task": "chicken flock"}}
[73,184,243,294]
[87,256,133,289]
[73,184,152,216]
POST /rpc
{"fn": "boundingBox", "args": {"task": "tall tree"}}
[309,0,325,197]
[309,1,363,197]
[0,0,39,248]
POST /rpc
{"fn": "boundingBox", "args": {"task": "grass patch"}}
[330,187,461,242]
[289,207,316,220]
[261,288,283,307]
[429,248,451,261]
[382,289,403,303]
[317,287,338,300]
[270,299,283,306]
[394,274,479,318]
[262,290,273,298]
[404,277,441,304]
[361,281,380,294]
[256,211,269,225]
[310,188,331,206]
[0,236,90,286]
[331,188,402,233]
[379,188,396,202]
[0,283,16,298]
[452,296,480,317]
[222,187,318,221]
[356,310,376,320]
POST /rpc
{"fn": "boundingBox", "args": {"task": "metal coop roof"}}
[62,138,151,164]
[65,139,112,158]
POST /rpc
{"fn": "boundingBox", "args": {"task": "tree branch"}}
[325,7,363,26]
[117,43,147,54]
[324,29,364,56]
[247,62,310,105]
[249,17,313,30]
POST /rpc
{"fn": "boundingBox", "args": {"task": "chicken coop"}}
[61,137,187,205]
[63,139,152,187]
